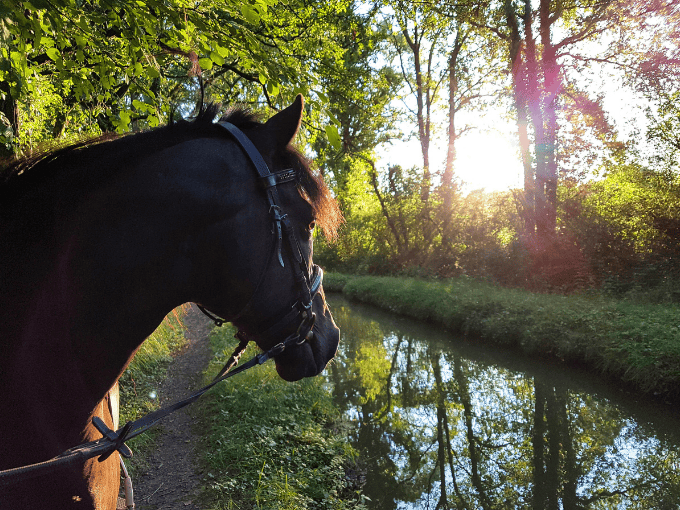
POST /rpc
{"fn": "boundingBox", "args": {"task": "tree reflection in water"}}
[326,295,680,509]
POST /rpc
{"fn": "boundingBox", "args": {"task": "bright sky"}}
[375,112,525,194]
[375,87,649,195]
[373,68,650,195]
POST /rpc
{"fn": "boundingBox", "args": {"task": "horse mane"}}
[0,105,221,211]
[0,103,341,238]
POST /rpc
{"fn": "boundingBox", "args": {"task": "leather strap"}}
[261,168,296,189]
[218,121,282,208]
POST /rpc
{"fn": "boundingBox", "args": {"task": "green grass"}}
[118,308,188,474]
[198,324,367,510]
[326,273,680,399]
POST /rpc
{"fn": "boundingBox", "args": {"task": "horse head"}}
[0,94,342,509]
[188,95,342,381]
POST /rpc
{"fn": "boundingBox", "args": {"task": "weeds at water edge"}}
[326,273,680,400]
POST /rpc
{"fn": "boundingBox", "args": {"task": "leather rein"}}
[0,121,324,486]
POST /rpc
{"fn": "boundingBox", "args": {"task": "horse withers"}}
[0,95,342,509]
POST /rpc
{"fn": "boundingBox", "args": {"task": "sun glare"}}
[455,130,523,192]
[377,121,524,194]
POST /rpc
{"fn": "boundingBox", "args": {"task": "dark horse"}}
[0,95,341,509]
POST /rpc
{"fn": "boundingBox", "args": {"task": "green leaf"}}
[240,4,260,23]
[146,66,160,79]
[267,81,279,96]
[210,51,224,66]
[46,47,60,61]
[325,124,341,151]
[198,57,213,70]
[216,45,229,58]
[28,0,51,8]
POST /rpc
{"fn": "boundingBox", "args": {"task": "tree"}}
[0,0,355,156]
[383,0,452,202]
[433,1,506,211]
[466,0,677,239]
[645,91,680,173]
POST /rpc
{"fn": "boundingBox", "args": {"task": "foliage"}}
[318,176,529,285]
[199,324,367,510]
[559,160,680,300]
[645,91,680,173]
[0,0,359,155]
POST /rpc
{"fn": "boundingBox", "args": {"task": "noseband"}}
[197,121,323,351]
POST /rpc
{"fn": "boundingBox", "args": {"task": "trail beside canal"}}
[131,306,212,510]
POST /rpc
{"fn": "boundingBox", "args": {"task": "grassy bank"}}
[198,324,366,510]
[119,308,188,474]
[325,273,680,399]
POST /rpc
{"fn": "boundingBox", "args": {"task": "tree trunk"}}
[532,381,547,509]
[408,30,431,202]
[433,351,449,509]
[545,387,561,510]
[366,158,405,256]
[521,0,551,237]
[557,391,578,510]
[0,94,18,158]
[505,0,536,234]
[540,0,559,232]
[454,356,492,510]
[444,32,464,212]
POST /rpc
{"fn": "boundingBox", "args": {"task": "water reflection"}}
[326,295,680,509]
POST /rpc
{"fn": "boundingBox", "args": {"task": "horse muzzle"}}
[274,292,339,381]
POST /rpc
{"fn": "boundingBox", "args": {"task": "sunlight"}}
[455,130,523,192]
[376,119,524,194]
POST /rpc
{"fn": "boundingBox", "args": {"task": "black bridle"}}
[0,121,326,487]
[196,120,324,350]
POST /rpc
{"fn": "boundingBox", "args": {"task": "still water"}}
[324,294,680,510]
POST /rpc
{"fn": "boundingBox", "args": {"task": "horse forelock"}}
[288,147,343,240]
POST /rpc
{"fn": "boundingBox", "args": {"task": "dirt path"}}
[131,305,214,510]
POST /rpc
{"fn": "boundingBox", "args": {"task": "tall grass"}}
[325,273,680,399]
[198,324,366,510]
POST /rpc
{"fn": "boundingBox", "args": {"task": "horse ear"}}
[264,94,304,150]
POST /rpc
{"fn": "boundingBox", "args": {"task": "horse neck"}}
[0,161,196,455]
[0,135,256,461]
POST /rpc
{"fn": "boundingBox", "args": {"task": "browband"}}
[261,168,296,189]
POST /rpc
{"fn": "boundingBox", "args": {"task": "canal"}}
[325,294,680,509]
